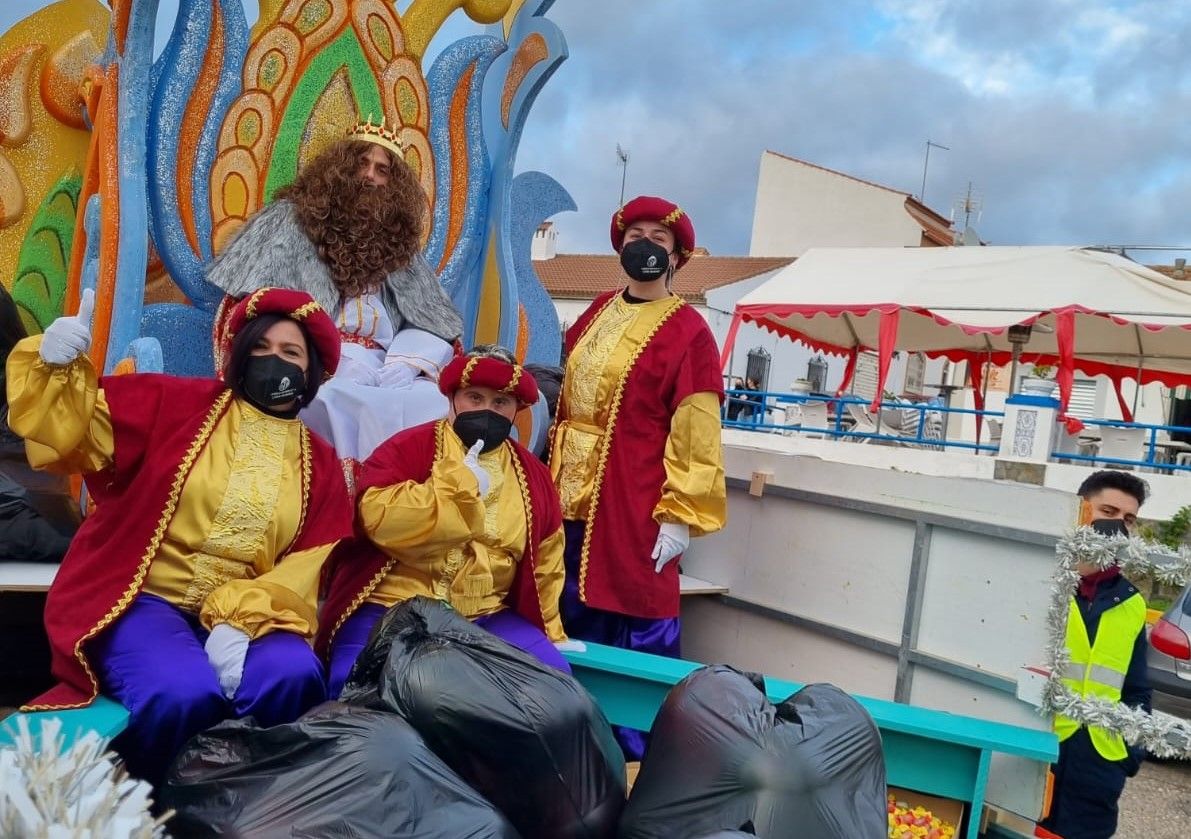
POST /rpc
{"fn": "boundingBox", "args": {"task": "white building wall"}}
[748,152,927,257]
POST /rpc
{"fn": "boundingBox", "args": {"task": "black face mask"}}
[619,238,672,283]
[1090,518,1129,538]
[241,354,306,410]
[453,409,513,453]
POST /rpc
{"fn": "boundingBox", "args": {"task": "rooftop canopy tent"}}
[720,246,1191,421]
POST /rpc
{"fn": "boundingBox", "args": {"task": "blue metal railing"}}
[722,389,1003,453]
[1046,417,1191,473]
[721,389,1191,472]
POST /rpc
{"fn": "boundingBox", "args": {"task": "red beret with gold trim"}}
[438,353,539,407]
[610,195,696,269]
[224,288,341,375]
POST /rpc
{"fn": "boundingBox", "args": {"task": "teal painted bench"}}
[562,642,1056,839]
[0,696,129,751]
[1,643,1054,838]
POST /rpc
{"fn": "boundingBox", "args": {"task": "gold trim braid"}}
[325,421,446,650]
[576,297,684,605]
[26,392,233,711]
[326,557,397,651]
[290,300,324,321]
[459,356,481,389]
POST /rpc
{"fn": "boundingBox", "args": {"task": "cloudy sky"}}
[5,1,1190,260]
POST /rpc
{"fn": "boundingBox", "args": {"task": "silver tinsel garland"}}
[0,716,169,838]
[1041,527,1191,759]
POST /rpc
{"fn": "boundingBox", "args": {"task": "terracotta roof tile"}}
[533,253,795,304]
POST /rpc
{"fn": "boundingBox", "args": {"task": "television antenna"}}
[951,182,983,245]
[616,144,630,208]
[918,139,949,206]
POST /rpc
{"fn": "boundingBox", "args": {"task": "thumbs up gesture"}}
[39,288,95,366]
[462,438,491,496]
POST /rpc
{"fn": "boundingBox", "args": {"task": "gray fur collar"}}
[205,199,463,342]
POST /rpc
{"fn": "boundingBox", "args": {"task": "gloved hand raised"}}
[204,623,250,699]
[39,288,95,366]
[651,522,690,573]
[462,439,490,496]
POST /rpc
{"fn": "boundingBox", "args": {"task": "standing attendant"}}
[550,195,727,758]
[1040,470,1151,839]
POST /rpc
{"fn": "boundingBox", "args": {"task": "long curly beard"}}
[314,178,415,300]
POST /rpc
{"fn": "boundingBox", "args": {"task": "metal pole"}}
[919,142,930,203]
[1008,343,1021,396]
[616,144,629,208]
[919,140,950,206]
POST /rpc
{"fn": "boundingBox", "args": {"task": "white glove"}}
[376,360,417,389]
[39,288,95,366]
[462,439,490,496]
[204,623,250,699]
[337,356,379,386]
[651,522,690,573]
[554,638,587,653]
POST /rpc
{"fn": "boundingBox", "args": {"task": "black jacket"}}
[0,380,78,563]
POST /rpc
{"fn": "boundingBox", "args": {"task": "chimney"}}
[531,221,557,260]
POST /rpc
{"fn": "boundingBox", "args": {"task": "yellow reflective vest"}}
[1054,592,1147,761]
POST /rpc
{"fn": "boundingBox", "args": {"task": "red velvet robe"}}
[316,419,562,657]
[557,291,724,619]
[25,375,353,711]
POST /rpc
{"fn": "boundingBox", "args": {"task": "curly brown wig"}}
[276,139,427,299]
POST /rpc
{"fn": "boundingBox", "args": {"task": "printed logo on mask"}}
[620,238,671,282]
[243,354,306,409]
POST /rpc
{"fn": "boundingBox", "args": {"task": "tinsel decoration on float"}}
[0,716,168,838]
[1041,526,1191,760]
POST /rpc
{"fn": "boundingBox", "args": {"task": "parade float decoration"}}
[1042,526,1191,759]
[0,716,166,837]
[0,0,572,383]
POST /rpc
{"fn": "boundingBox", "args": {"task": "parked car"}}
[1147,584,1191,720]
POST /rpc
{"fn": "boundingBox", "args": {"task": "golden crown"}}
[347,115,405,158]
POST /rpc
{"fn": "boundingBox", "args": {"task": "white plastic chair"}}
[1097,427,1146,468]
[1051,427,1083,463]
[799,401,829,438]
[845,403,878,443]
[985,418,1003,451]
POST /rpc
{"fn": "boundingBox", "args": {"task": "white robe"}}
[301,293,453,461]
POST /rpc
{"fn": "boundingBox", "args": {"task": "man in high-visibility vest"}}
[1040,470,1151,839]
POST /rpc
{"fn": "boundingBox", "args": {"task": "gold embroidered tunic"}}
[360,428,566,641]
[553,293,726,534]
[9,341,332,640]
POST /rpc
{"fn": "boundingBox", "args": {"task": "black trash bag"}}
[160,702,520,839]
[342,597,626,839]
[761,683,888,837]
[619,666,886,839]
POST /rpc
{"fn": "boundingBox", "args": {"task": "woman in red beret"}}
[5,287,354,783]
[550,196,727,759]
[317,345,578,697]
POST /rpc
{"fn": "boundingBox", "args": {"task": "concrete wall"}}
[748,152,926,257]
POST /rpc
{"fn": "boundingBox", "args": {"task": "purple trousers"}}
[90,593,326,784]
[561,519,681,760]
[327,602,571,698]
